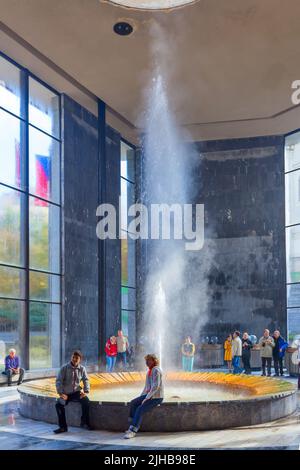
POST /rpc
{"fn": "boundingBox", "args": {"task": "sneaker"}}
[261,374,266,376]
[124,431,136,439]
[53,427,68,434]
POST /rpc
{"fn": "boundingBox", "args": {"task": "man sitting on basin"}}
[3,348,25,386]
[54,350,93,434]
[124,353,164,439]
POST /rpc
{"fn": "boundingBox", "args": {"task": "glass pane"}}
[121,234,136,287]
[121,310,128,337]
[29,197,60,273]
[286,225,300,283]
[30,271,60,302]
[0,299,24,367]
[0,265,25,299]
[285,170,300,226]
[0,185,24,266]
[0,109,24,189]
[120,178,135,231]
[0,56,21,117]
[121,141,135,182]
[121,310,135,347]
[287,284,300,308]
[29,302,60,369]
[29,127,60,203]
[29,77,60,138]
[121,285,136,310]
[288,308,300,343]
[285,132,300,172]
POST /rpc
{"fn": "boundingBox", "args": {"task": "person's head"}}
[185,336,191,343]
[118,330,123,337]
[227,334,233,341]
[71,350,82,366]
[110,335,116,344]
[144,353,159,369]
[233,331,240,339]
[9,348,16,358]
[263,329,270,338]
[242,332,249,340]
[273,330,280,339]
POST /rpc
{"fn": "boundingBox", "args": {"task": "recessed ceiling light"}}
[113,21,134,35]
[105,0,199,10]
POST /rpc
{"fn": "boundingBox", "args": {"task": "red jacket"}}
[105,340,117,357]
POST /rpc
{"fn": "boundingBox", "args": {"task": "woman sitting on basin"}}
[124,353,164,439]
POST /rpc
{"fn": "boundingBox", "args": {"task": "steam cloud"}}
[140,23,215,369]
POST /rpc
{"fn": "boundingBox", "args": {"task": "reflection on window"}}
[120,142,136,346]
[0,54,61,369]
[0,56,21,117]
[0,299,24,366]
[0,186,23,266]
[0,109,24,189]
[29,127,60,203]
[29,302,60,368]
[29,77,60,139]
[29,197,60,273]
[285,131,300,341]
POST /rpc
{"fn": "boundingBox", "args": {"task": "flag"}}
[35,155,50,206]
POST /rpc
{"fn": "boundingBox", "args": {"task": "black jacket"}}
[242,338,253,356]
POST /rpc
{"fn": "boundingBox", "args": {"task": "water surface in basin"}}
[91,382,250,402]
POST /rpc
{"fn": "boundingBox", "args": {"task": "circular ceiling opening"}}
[105,0,199,10]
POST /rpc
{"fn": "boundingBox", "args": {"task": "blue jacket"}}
[273,336,288,358]
[5,355,20,370]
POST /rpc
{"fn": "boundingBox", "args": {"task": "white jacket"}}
[232,336,242,357]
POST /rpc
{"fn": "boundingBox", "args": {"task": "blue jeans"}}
[232,356,242,374]
[117,351,127,368]
[182,356,194,372]
[129,394,163,433]
[106,355,116,372]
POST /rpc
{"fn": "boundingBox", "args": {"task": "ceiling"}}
[0,0,300,141]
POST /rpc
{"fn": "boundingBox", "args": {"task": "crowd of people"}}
[224,329,288,376]
[181,329,289,377]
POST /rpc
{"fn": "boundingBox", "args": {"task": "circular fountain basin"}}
[18,371,297,432]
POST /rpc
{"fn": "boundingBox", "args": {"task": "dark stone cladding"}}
[62,94,121,366]
[192,135,286,341]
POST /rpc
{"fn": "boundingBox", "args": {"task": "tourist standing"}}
[124,354,164,439]
[224,334,233,372]
[272,330,288,376]
[258,329,275,376]
[232,331,242,374]
[117,330,129,369]
[181,336,195,372]
[241,332,253,374]
[54,350,93,434]
[3,349,25,386]
[105,336,117,372]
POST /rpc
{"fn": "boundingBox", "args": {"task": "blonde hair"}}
[144,354,159,366]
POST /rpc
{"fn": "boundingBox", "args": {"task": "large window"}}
[285,132,300,342]
[0,53,61,369]
[120,141,136,346]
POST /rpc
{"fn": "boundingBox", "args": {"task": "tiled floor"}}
[0,373,300,450]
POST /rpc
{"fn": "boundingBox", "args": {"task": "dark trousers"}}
[273,355,283,375]
[55,391,90,429]
[261,357,272,376]
[242,353,251,374]
[117,352,127,368]
[129,394,163,433]
[3,368,25,385]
